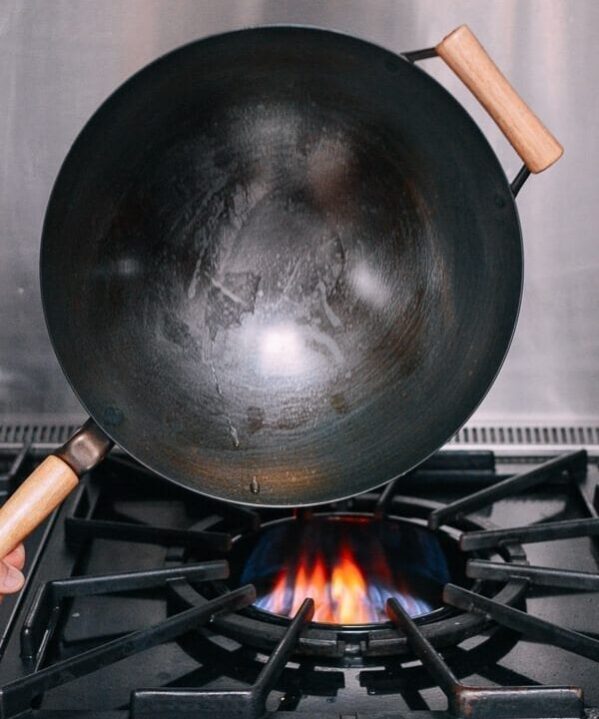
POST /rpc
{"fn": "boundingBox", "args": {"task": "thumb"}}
[0,559,24,593]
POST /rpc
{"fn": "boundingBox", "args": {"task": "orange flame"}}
[266,543,379,623]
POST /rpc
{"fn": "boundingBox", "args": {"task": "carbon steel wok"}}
[0,25,562,556]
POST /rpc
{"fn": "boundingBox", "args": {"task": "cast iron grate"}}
[0,445,597,718]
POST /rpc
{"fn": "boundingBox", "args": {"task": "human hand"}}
[0,544,25,598]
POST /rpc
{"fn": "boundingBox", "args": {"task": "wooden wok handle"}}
[0,420,113,559]
[436,25,563,173]
[0,456,79,558]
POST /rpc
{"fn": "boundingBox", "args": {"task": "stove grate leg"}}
[466,559,599,590]
[428,450,587,530]
[459,516,599,550]
[0,584,255,719]
[444,583,599,662]
[130,597,314,719]
[20,560,229,662]
[386,596,583,719]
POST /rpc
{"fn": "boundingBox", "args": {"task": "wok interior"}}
[42,29,521,504]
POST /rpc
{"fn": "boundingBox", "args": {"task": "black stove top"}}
[0,445,598,718]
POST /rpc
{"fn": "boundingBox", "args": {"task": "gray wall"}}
[1,0,597,425]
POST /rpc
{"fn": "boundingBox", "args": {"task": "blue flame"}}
[242,516,451,623]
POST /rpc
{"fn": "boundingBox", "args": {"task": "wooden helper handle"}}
[0,420,113,559]
[436,25,563,173]
[0,456,78,558]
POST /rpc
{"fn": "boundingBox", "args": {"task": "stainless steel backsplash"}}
[1,0,597,425]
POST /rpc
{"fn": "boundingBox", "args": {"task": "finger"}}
[4,544,25,571]
[0,559,24,594]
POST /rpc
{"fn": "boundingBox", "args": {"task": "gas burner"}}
[239,514,451,623]
[168,493,528,661]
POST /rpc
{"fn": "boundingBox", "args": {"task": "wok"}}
[0,25,562,555]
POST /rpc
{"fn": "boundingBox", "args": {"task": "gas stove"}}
[0,441,598,718]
